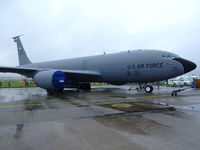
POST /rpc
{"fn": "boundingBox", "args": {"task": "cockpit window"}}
[161,54,180,60]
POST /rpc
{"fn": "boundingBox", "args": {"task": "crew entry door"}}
[82,60,87,70]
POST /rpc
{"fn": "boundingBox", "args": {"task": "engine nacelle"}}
[33,70,66,90]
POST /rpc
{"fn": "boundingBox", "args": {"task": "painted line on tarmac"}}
[0,94,170,109]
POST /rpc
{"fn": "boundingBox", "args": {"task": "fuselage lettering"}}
[127,63,163,70]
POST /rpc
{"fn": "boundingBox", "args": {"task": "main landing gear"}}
[78,83,91,90]
[46,88,64,95]
[46,83,91,95]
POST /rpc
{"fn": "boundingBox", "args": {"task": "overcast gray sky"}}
[0,0,199,76]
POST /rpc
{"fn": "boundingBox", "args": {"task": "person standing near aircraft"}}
[23,78,29,87]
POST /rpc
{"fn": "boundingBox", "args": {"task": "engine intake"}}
[33,70,66,90]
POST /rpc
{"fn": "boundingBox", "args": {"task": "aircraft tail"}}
[12,35,32,66]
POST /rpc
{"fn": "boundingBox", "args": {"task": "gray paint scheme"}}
[12,35,32,65]
[0,36,197,89]
[24,50,184,83]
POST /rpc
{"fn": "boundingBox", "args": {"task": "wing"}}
[0,66,101,80]
[61,69,101,81]
[0,66,37,75]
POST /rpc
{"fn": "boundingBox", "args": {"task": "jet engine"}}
[33,70,66,90]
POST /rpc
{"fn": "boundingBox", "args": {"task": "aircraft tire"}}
[47,88,64,95]
[145,85,153,93]
[78,83,91,90]
[47,89,54,95]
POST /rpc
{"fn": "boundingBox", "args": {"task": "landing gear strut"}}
[129,83,153,93]
[132,83,153,93]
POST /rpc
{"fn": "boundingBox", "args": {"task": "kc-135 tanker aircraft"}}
[0,35,197,95]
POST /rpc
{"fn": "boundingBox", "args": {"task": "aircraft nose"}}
[174,58,197,73]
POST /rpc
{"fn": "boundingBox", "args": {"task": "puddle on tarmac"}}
[101,102,175,113]
[95,114,171,136]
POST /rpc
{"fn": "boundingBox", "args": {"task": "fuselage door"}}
[82,60,87,70]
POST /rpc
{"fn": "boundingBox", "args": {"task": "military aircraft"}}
[0,35,197,95]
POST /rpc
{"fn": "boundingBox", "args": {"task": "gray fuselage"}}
[22,50,186,84]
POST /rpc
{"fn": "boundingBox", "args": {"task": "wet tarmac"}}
[0,85,200,150]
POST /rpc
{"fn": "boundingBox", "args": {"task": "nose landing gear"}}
[129,83,154,93]
[145,85,153,93]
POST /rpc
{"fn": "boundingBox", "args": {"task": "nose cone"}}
[174,58,197,73]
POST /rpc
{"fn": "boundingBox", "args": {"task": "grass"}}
[91,82,111,86]
[0,80,166,88]
[0,81,111,88]
[0,80,37,88]
[0,80,168,88]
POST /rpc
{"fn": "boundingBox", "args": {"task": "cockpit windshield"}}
[161,54,181,60]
